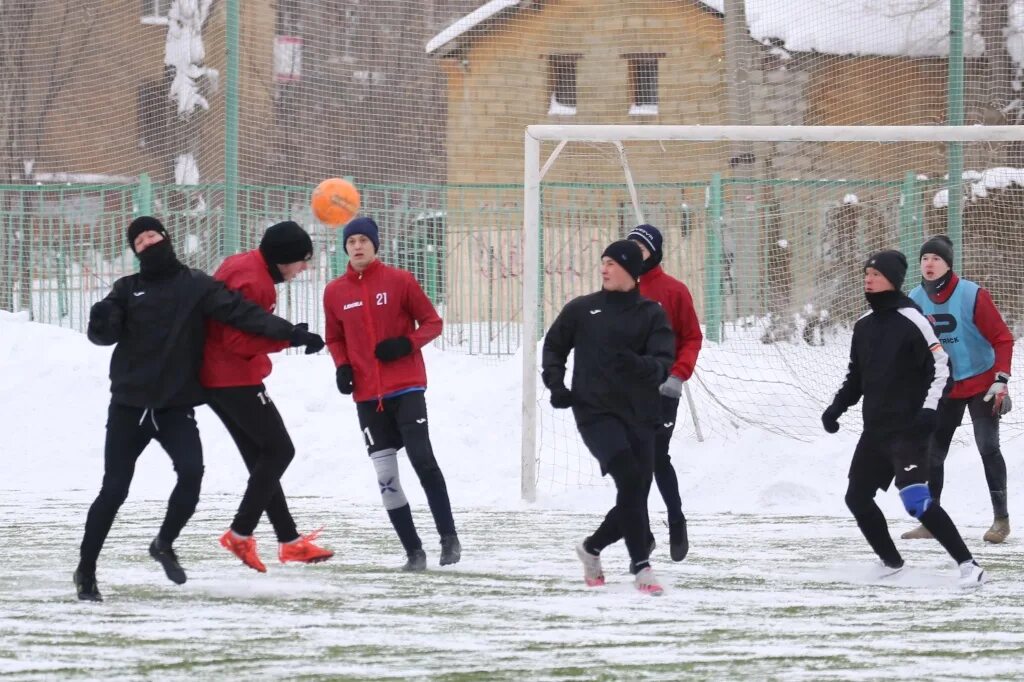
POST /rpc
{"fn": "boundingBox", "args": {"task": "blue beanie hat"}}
[627,223,663,274]
[342,216,380,254]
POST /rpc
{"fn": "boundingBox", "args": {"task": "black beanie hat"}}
[627,223,664,273]
[920,235,954,269]
[864,249,908,291]
[342,216,380,254]
[602,239,644,281]
[260,221,313,264]
[127,216,169,253]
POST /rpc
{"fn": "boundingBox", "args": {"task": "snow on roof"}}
[933,167,1024,208]
[426,0,523,55]
[429,1,1024,63]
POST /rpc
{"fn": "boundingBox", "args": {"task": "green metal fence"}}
[0,178,940,355]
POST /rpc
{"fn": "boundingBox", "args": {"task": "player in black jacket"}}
[822,250,985,588]
[74,217,323,601]
[542,240,675,595]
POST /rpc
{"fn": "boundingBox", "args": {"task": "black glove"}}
[87,300,124,343]
[290,323,325,355]
[549,386,573,409]
[336,364,354,395]
[375,336,413,362]
[609,349,643,375]
[821,405,843,434]
[913,407,938,435]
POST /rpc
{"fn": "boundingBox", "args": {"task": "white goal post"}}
[521,124,1024,502]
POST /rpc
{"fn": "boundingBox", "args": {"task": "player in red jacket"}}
[901,235,1014,544]
[324,216,460,571]
[201,221,333,572]
[628,224,703,562]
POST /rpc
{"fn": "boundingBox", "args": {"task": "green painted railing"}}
[0,178,939,355]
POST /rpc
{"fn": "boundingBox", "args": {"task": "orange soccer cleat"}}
[220,529,267,573]
[279,528,335,565]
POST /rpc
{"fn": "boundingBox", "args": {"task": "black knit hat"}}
[920,235,954,269]
[260,221,313,264]
[602,240,644,281]
[864,249,908,290]
[627,223,664,273]
[127,216,169,253]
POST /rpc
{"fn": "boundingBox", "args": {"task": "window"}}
[624,53,663,116]
[141,0,172,25]
[547,55,580,116]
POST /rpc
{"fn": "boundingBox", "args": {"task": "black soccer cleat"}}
[669,518,689,562]
[402,548,427,572]
[149,538,187,585]
[74,570,103,602]
[439,534,462,566]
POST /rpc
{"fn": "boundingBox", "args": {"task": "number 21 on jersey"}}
[376,292,388,306]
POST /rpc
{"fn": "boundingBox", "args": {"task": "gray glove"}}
[659,375,684,399]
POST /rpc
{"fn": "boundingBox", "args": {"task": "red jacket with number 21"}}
[323,259,442,403]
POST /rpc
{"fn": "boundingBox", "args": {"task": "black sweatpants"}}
[649,395,684,523]
[579,417,656,568]
[206,385,299,542]
[79,403,205,573]
[929,393,1008,518]
[845,428,972,567]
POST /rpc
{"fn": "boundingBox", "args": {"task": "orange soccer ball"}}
[311,177,360,227]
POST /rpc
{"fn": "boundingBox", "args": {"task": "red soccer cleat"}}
[220,529,267,573]
[279,528,334,564]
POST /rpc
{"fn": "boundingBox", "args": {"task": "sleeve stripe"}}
[899,307,949,410]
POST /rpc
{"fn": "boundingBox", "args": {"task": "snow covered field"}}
[2,312,1023,679]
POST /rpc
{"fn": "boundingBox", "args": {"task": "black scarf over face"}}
[864,289,903,312]
[137,238,182,280]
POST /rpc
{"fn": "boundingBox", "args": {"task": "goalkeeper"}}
[627,224,702,562]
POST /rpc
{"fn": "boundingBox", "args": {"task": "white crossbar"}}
[527,124,1024,143]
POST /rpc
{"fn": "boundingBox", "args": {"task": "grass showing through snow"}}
[2,493,1023,680]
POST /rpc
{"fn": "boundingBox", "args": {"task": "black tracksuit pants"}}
[79,403,205,573]
[649,395,684,523]
[929,393,1008,518]
[206,385,299,542]
[579,417,656,568]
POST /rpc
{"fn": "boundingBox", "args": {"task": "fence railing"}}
[0,177,949,354]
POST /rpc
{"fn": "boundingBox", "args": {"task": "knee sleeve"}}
[899,483,932,518]
[371,448,408,510]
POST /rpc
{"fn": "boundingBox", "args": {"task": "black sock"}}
[387,504,422,553]
[919,504,973,564]
[851,503,903,568]
[991,490,1009,520]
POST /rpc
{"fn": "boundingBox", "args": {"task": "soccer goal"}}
[521,124,1024,502]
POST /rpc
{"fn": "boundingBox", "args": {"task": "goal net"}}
[521,125,1024,501]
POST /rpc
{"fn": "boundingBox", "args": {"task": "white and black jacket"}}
[829,290,951,433]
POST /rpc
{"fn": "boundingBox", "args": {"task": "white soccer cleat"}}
[958,560,986,588]
[634,566,664,596]
[875,561,904,579]
[575,542,605,587]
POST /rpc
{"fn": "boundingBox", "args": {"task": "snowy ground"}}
[3,312,1024,679]
[3,495,1024,680]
